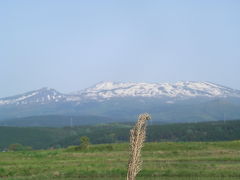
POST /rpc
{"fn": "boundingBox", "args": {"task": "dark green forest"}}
[1,119,240,150]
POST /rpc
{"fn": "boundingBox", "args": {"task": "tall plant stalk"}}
[127,113,151,180]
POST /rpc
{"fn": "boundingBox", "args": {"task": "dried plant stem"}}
[127,113,151,180]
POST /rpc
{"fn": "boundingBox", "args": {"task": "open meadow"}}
[1,141,240,179]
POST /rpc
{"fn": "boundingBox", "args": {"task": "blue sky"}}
[0,1,240,97]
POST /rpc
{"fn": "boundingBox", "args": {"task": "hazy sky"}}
[1,1,240,97]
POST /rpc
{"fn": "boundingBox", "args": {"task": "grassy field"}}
[1,141,240,179]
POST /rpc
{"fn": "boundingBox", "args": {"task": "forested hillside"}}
[1,119,240,150]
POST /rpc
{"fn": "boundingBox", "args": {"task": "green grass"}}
[1,141,240,179]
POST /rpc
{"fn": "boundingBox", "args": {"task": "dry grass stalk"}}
[127,113,151,180]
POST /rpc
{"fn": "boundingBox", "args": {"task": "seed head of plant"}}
[127,113,151,180]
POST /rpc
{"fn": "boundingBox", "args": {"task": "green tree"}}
[8,143,32,151]
[8,143,24,151]
[79,136,90,150]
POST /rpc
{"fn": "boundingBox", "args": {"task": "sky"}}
[0,0,240,97]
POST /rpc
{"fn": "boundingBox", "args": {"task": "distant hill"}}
[1,119,240,150]
[1,81,240,123]
[0,115,124,127]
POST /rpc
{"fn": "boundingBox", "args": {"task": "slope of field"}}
[1,142,240,179]
[1,119,240,150]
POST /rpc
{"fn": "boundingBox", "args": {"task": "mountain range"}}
[1,81,240,126]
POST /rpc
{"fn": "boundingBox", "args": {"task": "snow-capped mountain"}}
[1,81,240,106]
[76,81,240,99]
[0,81,240,124]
